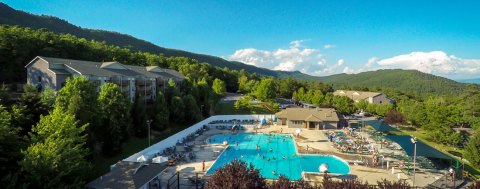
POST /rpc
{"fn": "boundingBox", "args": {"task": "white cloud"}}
[343,66,355,74]
[229,40,344,76]
[355,51,480,79]
[323,44,335,49]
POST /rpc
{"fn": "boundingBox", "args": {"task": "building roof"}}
[26,56,184,80]
[333,90,382,102]
[86,161,167,189]
[275,108,340,122]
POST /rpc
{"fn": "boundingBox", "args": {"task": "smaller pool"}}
[206,133,350,180]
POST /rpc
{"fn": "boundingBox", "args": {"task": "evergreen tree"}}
[465,134,480,168]
[131,94,148,137]
[170,96,185,123]
[152,91,169,131]
[0,105,25,187]
[14,84,50,135]
[183,94,201,123]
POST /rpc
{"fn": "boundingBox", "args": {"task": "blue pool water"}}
[206,133,350,180]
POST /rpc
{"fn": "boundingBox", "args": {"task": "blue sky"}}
[3,0,480,79]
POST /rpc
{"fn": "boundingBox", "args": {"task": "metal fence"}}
[166,172,205,189]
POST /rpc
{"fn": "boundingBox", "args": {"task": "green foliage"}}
[355,100,369,111]
[332,96,356,115]
[170,96,185,123]
[14,84,51,135]
[0,105,25,187]
[98,83,132,153]
[182,94,201,123]
[131,94,147,137]
[212,78,227,100]
[152,91,169,131]
[234,95,253,111]
[375,103,394,117]
[319,69,468,96]
[21,107,91,189]
[253,78,277,102]
[0,84,10,106]
[40,86,56,109]
[55,76,100,128]
[465,134,480,168]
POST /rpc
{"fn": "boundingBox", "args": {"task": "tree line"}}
[0,74,227,188]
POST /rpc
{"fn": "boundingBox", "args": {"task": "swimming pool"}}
[206,133,350,180]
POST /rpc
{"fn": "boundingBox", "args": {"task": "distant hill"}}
[457,78,480,84]
[0,2,316,80]
[316,69,467,95]
[0,3,470,96]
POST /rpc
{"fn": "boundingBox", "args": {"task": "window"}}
[291,120,303,125]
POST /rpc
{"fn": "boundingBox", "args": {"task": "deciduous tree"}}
[21,107,91,189]
[98,83,132,153]
[206,160,266,189]
[212,78,227,101]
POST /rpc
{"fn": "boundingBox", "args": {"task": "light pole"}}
[147,120,152,147]
[410,136,417,187]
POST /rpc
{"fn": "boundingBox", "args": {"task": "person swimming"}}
[269,148,273,152]
[282,156,287,159]
[272,171,276,175]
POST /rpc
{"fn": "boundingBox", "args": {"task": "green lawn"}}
[91,122,190,180]
[215,102,275,115]
[397,127,480,179]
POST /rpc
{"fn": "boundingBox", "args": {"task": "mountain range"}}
[0,3,319,80]
[0,3,474,95]
[457,78,480,84]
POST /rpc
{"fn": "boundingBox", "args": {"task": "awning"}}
[364,120,398,132]
[386,135,453,160]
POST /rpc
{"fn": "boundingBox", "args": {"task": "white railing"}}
[123,114,274,162]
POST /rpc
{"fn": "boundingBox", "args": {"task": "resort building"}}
[333,90,393,105]
[275,108,341,129]
[25,56,184,102]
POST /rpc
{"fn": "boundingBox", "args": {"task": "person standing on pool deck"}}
[202,160,205,171]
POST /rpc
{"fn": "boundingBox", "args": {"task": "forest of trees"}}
[1,24,480,188]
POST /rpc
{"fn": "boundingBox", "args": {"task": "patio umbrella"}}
[136,155,147,162]
[152,156,168,164]
[319,163,329,172]
[296,128,301,135]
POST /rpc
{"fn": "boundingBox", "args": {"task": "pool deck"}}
[157,125,444,188]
